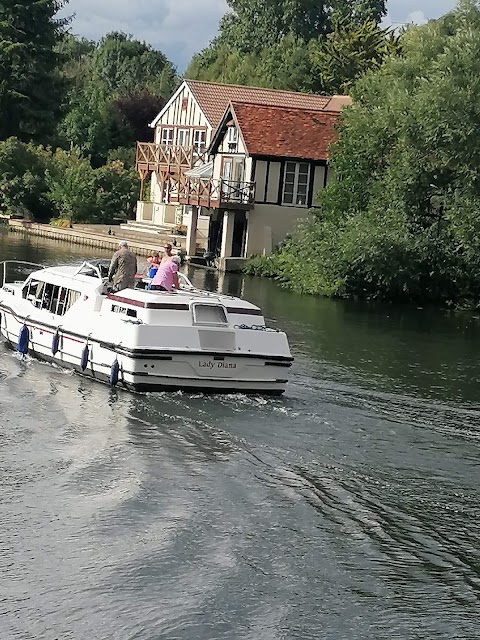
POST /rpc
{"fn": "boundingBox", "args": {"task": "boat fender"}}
[17,323,30,355]
[52,330,60,355]
[109,359,120,387]
[80,344,89,371]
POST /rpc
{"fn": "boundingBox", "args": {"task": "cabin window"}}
[192,303,228,326]
[282,162,311,207]
[23,279,45,308]
[111,304,137,318]
[193,129,206,155]
[64,289,81,313]
[161,127,174,147]
[23,281,80,315]
[177,129,190,147]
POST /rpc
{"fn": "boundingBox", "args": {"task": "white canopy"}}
[185,161,213,178]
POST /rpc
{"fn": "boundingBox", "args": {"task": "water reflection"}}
[3,229,480,404]
[1,231,480,639]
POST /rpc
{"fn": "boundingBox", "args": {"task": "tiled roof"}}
[230,102,341,161]
[186,80,350,128]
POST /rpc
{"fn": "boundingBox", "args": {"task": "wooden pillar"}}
[186,206,199,257]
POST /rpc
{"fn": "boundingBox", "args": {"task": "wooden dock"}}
[7,220,183,257]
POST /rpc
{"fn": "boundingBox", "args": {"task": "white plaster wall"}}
[154,85,211,146]
[245,203,310,256]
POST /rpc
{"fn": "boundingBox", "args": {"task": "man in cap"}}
[108,240,137,292]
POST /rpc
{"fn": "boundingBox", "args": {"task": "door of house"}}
[222,158,244,201]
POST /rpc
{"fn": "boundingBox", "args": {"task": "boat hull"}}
[0,311,290,395]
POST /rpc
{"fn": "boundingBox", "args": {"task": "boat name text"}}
[198,360,237,370]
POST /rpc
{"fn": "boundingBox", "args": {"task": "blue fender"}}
[80,344,89,371]
[17,323,30,354]
[109,359,120,387]
[52,330,60,355]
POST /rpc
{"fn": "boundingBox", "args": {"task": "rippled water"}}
[1,231,479,639]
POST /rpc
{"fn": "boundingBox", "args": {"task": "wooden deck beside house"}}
[136,142,255,210]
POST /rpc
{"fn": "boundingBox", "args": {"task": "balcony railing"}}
[136,142,208,171]
[168,178,255,209]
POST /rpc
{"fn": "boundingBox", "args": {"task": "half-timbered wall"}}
[241,159,328,255]
[153,85,211,146]
[147,83,214,238]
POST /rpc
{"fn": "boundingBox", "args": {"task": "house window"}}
[193,129,206,154]
[227,126,238,151]
[282,162,311,206]
[177,129,190,147]
[161,127,174,147]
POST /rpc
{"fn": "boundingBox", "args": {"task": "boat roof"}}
[108,287,262,313]
[30,265,104,289]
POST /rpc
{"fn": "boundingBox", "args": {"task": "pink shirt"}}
[151,260,178,291]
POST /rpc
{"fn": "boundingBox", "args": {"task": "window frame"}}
[191,302,228,326]
[176,128,190,147]
[160,127,174,146]
[281,161,311,207]
[193,129,207,154]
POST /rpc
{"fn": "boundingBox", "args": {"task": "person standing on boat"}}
[161,243,175,263]
[108,240,137,292]
[150,258,179,292]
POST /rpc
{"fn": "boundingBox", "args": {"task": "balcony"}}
[136,142,208,172]
[168,177,255,210]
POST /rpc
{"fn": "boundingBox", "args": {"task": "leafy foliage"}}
[245,1,480,305]
[0,0,68,143]
[0,138,51,219]
[186,0,388,91]
[58,32,178,165]
[0,138,139,224]
[309,19,401,94]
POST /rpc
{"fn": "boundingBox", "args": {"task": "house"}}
[134,80,351,270]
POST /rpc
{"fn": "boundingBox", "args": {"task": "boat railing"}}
[0,260,46,288]
[178,272,194,290]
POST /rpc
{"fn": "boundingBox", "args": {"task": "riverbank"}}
[6,220,184,256]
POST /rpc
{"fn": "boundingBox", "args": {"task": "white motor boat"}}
[0,261,293,394]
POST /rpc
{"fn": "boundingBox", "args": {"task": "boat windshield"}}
[73,260,110,280]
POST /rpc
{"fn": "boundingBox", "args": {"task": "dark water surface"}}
[1,230,479,639]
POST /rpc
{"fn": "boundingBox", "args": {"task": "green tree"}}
[309,19,401,94]
[0,0,68,143]
[89,32,178,100]
[246,1,480,304]
[0,138,51,219]
[186,0,387,91]
[45,147,97,222]
[59,32,177,165]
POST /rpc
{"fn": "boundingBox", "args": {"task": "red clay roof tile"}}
[230,102,341,161]
[186,80,350,128]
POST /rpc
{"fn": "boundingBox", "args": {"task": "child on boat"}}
[146,251,160,278]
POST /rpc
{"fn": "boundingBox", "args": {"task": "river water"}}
[1,230,479,640]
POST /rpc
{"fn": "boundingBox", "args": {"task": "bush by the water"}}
[245,1,480,305]
[0,138,139,223]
